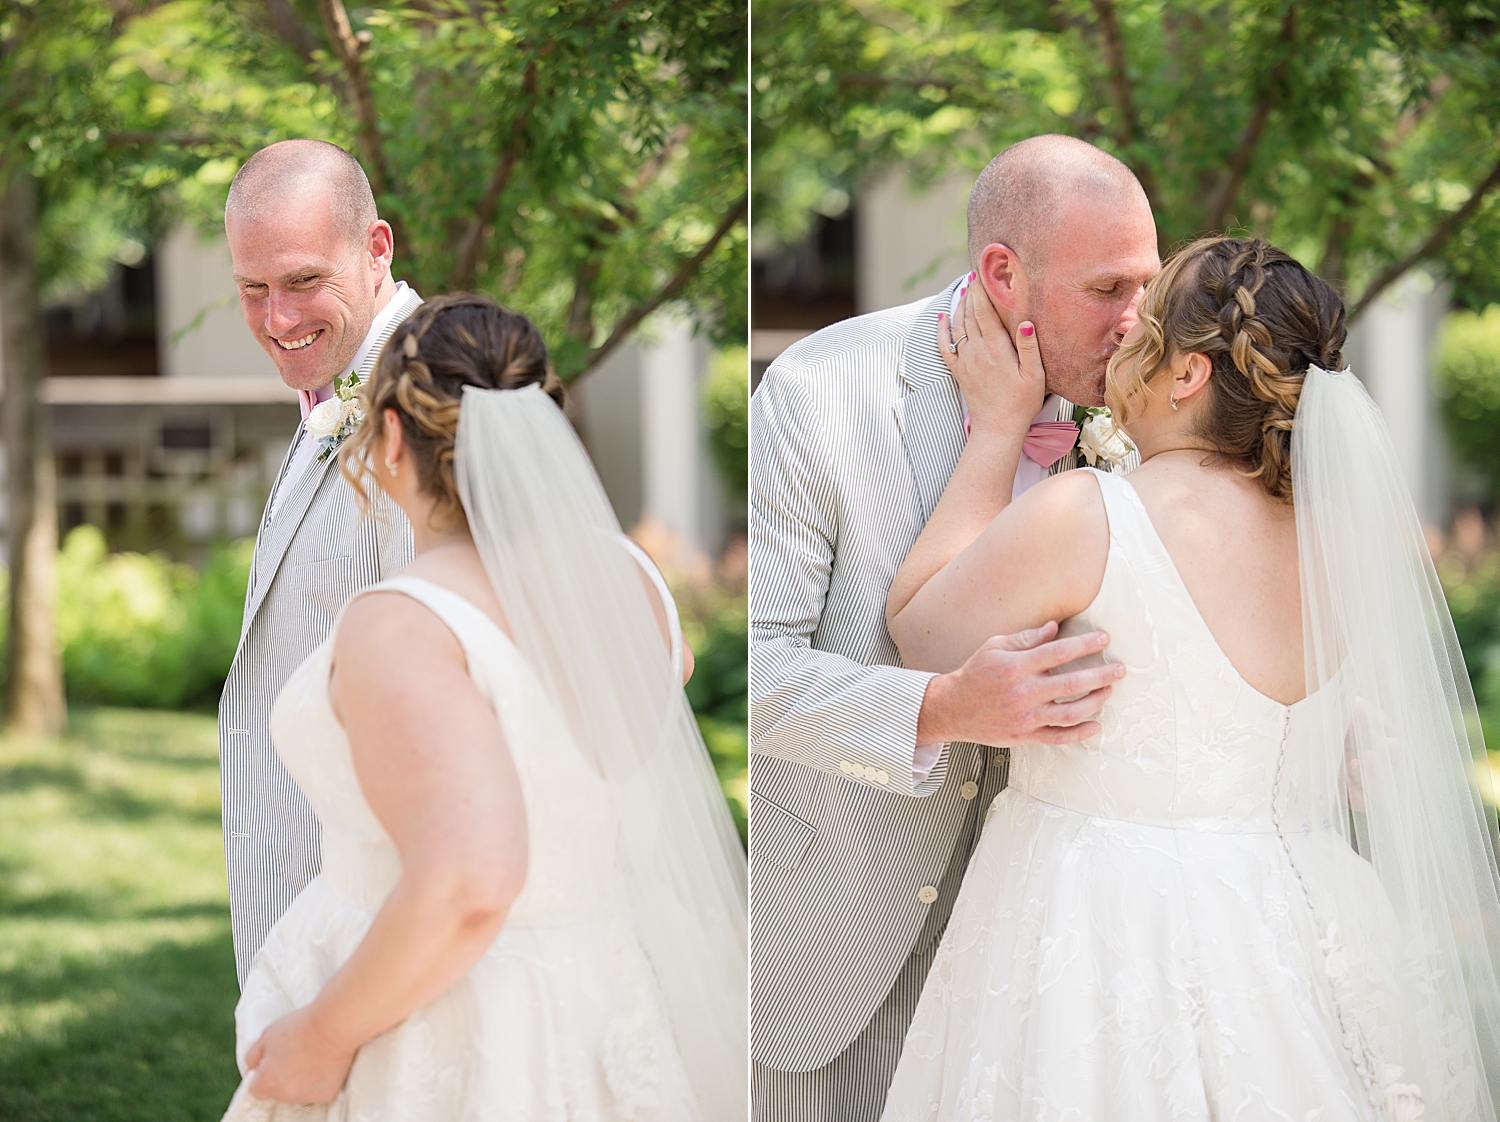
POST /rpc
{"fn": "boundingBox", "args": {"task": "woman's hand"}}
[937,274,1047,438]
[244,1004,357,1105]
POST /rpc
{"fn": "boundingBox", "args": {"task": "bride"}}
[878,237,1500,1119]
[220,294,747,1120]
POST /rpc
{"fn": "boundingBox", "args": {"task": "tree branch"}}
[1085,0,1163,218]
[1350,150,1500,322]
[577,194,747,378]
[447,61,537,291]
[261,0,324,67]
[1203,4,1297,232]
[313,0,407,252]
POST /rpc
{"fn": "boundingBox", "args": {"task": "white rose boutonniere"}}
[308,373,365,462]
[1075,407,1135,470]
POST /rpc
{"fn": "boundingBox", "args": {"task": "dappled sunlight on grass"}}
[0,708,240,1120]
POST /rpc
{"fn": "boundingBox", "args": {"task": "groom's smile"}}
[276,329,324,351]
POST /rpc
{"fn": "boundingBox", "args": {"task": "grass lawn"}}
[0,707,241,1120]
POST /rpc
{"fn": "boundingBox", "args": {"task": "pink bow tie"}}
[962,410,1079,468]
[1023,420,1079,467]
[298,383,336,420]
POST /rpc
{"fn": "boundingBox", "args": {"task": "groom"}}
[218,139,419,984]
[750,134,1159,1119]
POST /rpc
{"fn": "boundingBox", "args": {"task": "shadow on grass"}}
[0,926,241,1122]
[0,736,220,828]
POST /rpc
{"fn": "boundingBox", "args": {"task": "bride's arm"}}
[886,279,1045,624]
[889,469,1111,673]
[244,592,527,1103]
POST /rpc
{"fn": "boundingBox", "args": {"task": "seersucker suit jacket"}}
[751,277,1056,1073]
[219,288,419,985]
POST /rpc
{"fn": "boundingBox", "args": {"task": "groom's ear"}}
[976,243,1025,315]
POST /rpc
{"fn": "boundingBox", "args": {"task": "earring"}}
[1170,390,1179,411]
[385,458,399,477]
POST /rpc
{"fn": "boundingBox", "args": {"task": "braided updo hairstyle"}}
[1106,236,1346,501]
[339,293,566,523]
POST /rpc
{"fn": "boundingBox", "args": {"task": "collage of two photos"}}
[5,0,1500,1119]
[1,1,746,1119]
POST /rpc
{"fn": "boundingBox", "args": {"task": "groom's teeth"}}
[277,331,322,350]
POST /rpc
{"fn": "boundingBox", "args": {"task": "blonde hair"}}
[1106,236,1346,501]
[339,293,565,522]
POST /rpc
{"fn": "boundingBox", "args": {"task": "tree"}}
[109,0,747,378]
[0,0,131,737]
[752,0,1500,318]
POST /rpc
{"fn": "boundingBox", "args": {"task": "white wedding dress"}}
[221,575,701,1122]
[880,470,1468,1122]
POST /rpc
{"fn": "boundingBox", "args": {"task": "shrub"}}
[54,527,251,710]
[702,346,749,501]
[1435,305,1500,500]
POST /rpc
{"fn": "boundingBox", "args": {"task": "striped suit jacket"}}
[751,278,1096,1073]
[219,289,419,984]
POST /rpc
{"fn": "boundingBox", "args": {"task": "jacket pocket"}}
[290,555,357,620]
[751,791,818,871]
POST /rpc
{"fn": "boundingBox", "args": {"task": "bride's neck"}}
[403,497,475,556]
[1123,407,1215,465]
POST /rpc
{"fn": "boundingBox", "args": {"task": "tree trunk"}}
[0,172,66,737]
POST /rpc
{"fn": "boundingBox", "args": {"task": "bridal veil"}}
[1295,366,1500,1116]
[453,384,748,1119]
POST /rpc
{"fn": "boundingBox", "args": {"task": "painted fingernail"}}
[938,312,944,320]
[1020,323,1035,338]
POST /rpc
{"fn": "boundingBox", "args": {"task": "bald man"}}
[218,139,419,984]
[750,135,1159,1120]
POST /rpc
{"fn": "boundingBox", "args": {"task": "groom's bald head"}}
[226,139,376,247]
[967,135,1149,270]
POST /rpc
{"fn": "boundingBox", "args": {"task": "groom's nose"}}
[1115,286,1145,340]
[264,291,304,337]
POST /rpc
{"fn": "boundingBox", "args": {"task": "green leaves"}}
[753,0,1500,313]
[7,0,747,380]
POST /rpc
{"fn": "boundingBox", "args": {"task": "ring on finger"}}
[948,332,969,354]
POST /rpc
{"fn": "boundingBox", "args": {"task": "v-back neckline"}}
[1110,473,1309,712]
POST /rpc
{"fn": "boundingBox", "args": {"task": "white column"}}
[1345,271,1451,525]
[641,313,705,552]
[856,167,973,313]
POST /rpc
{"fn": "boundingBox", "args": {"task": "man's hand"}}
[244,1003,357,1105]
[915,621,1123,747]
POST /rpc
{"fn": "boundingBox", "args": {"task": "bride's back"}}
[1126,452,1304,706]
[1099,235,1348,709]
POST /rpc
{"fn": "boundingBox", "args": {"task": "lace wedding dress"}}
[880,469,1472,1122]
[221,575,700,1122]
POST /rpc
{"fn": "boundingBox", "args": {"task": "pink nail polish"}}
[1020,323,1034,338]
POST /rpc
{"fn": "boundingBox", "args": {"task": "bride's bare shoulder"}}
[1005,467,1109,542]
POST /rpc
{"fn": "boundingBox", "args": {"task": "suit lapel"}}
[242,448,337,636]
[238,284,425,641]
[896,280,967,524]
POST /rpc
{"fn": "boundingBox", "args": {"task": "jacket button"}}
[917,885,939,904]
[960,781,979,800]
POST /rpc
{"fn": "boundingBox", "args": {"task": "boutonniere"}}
[1072,405,1135,469]
[307,373,365,462]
